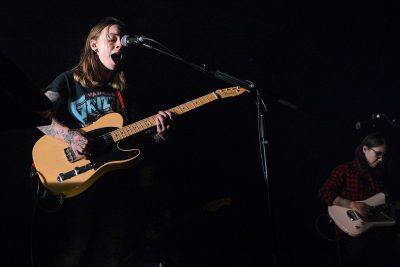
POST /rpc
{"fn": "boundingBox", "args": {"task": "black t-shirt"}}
[44,70,125,128]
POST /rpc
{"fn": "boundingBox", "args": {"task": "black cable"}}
[314,213,338,242]
[28,167,39,267]
[136,36,225,85]
[28,166,62,267]
[140,37,180,58]
[314,213,344,267]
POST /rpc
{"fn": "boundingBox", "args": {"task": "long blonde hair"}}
[72,17,126,91]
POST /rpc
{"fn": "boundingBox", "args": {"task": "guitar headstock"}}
[215,86,251,99]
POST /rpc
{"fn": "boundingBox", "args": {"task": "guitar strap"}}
[117,90,129,122]
[30,163,50,200]
[31,163,68,207]
[117,90,126,109]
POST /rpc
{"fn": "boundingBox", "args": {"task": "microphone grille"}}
[121,35,129,47]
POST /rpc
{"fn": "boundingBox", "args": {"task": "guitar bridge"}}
[57,162,97,182]
[64,147,79,163]
[346,210,359,221]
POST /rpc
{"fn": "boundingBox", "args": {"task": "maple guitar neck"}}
[111,90,230,142]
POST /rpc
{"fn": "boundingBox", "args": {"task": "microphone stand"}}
[137,38,255,89]
[135,37,277,266]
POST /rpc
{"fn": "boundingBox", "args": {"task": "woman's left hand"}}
[155,110,173,141]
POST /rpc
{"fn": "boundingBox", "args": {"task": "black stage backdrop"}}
[1,1,400,267]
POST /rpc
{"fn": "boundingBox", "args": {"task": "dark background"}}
[2,1,400,266]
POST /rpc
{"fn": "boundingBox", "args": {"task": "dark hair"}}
[72,16,126,90]
[354,132,386,171]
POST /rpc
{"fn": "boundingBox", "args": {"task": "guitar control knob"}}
[57,173,65,182]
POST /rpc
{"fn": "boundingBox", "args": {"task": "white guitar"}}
[328,192,396,237]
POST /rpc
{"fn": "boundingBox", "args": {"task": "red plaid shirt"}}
[319,159,384,205]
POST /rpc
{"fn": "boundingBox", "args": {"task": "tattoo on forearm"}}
[38,119,70,142]
[38,91,66,137]
[38,120,57,136]
[65,130,78,145]
[334,196,348,207]
[338,198,352,208]
[45,91,61,103]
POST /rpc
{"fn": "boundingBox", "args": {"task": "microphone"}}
[355,114,381,130]
[121,35,145,46]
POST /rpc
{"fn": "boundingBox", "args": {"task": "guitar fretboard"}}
[111,92,219,142]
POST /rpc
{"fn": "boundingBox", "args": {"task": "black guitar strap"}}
[30,163,48,200]
[30,163,65,207]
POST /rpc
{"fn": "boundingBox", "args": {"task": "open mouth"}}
[111,53,122,64]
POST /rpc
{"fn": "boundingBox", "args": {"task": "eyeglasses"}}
[369,147,385,158]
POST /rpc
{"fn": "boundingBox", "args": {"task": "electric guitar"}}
[32,86,250,199]
[328,192,396,237]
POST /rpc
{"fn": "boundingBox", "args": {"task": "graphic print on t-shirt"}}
[70,91,118,126]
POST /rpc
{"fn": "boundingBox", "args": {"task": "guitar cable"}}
[28,165,39,267]
[314,213,343,267]
[314,213,337,242]
[28,165,62,267]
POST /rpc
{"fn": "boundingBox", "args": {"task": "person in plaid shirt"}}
[319,132,399,267]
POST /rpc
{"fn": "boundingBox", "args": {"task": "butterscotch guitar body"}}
[32,113,140,198]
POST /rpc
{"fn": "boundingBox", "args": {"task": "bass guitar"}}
[328,192,396,237]
[32,86,249,199]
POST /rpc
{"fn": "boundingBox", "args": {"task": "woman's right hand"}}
[65,130,90,159]
[350,201,373,218]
